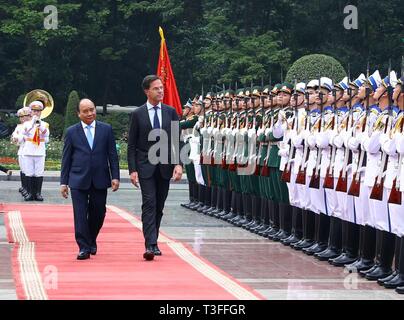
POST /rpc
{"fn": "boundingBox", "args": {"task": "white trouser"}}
[353,183,370,226]
[385,188,404,236]
[310,178,328,215]
[286,173,299,208]
[23,156,45,177]
[324,187,338,218]
[368,187,389,232]
[296,175,317,213]
[18,155,25,173]
[193,163,205,186]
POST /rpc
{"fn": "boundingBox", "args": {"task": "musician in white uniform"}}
[21,101,50,201]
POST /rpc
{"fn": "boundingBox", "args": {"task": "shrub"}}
[46,112,65,139]
[285,54,346,84]
[97,113,130,141]
[15,93,26,109]
[63,90,80,136]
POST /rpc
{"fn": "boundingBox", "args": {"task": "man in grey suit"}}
[127,75,183,261]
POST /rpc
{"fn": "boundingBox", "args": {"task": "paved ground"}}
[1,177,403,300]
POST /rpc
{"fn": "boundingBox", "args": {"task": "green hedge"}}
[285,54,346,84]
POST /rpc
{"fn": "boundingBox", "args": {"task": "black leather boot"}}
[292,210,315,250]
[257,198,269,235]
[34,176,44,201]
[267,202,282,239]
[262,200,278,237]
[380,236,404,288]
[315,216,342,261]
[189,184,204,210]
[228,192,244,223]
[208,186,222,216]
[198,186,211,213]
[282,206,303,245]
[217,188,231,218]
[273,202,292,241]
[303,213,329,255]
[245,195,261,231]
[19,171,25,193]
[365,230,395,281]
[330,221,359,266]
[24,176,35,201]
[203,186,217,214]
[223,191,237,221]
[181,181,194,208]
[235,194,252,227]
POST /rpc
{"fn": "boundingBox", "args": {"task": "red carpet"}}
[1,203,263,300]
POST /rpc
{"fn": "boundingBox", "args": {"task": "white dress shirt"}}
[146,101,162,128]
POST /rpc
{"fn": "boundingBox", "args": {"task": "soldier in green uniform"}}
[181,97,201,208]
[261,84,283,238]
[269,82,294,241]
[189,92,213,212]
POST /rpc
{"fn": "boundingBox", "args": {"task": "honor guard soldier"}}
[279,82,307,245]
[21,101,50,201]
[359,70,397,280]
[344,70,382,272]
[180,98,199,208]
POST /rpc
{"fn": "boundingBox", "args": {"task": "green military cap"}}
[205,92,213,100]
[244,87,252,96]
[236,88,245,97]
[279,82,293,95]
[270,83,282,96]
[251,86,262,97]
[225,89,235,98]
[262,85,271,95]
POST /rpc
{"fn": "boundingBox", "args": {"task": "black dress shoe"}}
[77,251,90,260]
[396,286,404,294]
[143,246,155,261]
[153,245,162,256]
[90,247,97,255]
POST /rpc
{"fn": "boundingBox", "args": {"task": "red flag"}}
[157,27,182,116]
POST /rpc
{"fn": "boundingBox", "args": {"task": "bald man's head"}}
[77,98,97,125]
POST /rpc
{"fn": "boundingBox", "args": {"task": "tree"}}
[285,54,346,84]
[63,90,79,136]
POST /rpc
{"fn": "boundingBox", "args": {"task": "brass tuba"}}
[23,89,54,120]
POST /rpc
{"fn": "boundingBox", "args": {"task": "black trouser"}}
[71,185,107,252]
[139,167,170,248]
[0,164,9,174]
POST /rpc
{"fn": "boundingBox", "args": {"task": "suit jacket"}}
[61,121,120,190]
[127,103,183,180]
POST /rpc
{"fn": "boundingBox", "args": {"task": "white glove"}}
[316,132,329,149]
[347,137,360,151]
[307,135,316,150]
[278,146,289,157]
[292,134,303,148]
[381,137,397,156]
[332,134,344,148]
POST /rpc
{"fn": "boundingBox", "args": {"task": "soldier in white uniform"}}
[315,77,348,261]
[21,101,50,201]
[291,80,319,250]
[11,107,31,199]
[377,74,404,289]
[394,76,404,294]
[345,70,382,272]
[360,71,397,280]
[278,82,307,245]
[329,74,366,267]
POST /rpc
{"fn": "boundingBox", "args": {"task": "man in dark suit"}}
[128,75,183,261]
[60,98,120,260]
